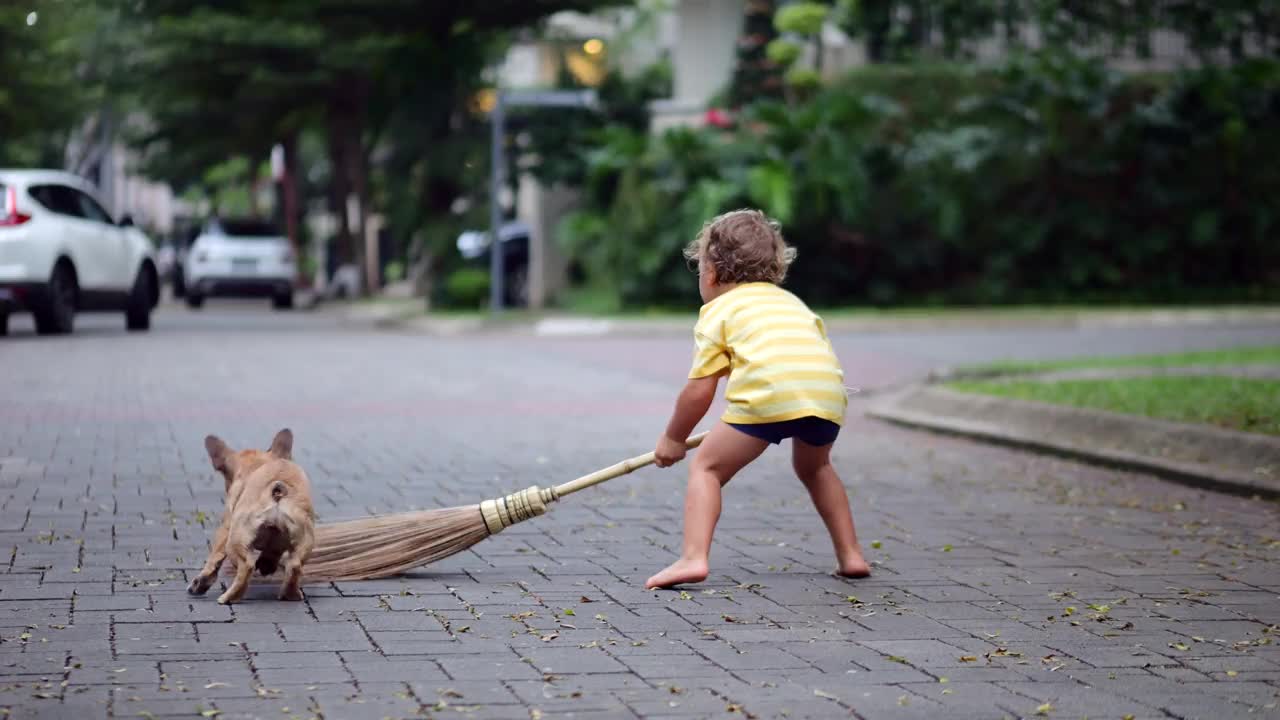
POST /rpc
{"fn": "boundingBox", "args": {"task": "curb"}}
[336,306,1280,338]
[866,385,1280,500]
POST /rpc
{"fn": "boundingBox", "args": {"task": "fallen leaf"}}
[942,544,953,552]
[887,656,909,664]
[540,633,558,642]
[203,683,229,689]
[813,689,839,701]
[579,596,593,603]
[722,615,737,623]
[455,625,471,633]
[845,595,860,604]
[679,591,693,601]
[1226,670,1238,677]
[959,656,978,663]
[898,695,910,706]
[1169,642,1190,651]
[561,608,575,616]
[1035,702,1053,715]
[938,677,949,684]
[200,710,220,718]
[871,540,882,549]
[1063,607,1076,616]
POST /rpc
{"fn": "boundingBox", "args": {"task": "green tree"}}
[119,0,625,293]
[0,1,94,166]
[729,0,785,107]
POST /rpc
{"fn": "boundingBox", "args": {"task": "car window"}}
[70,188,114,225]
[207,218,281,237]
[28,184,86,219]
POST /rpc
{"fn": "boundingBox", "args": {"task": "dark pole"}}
[489,92,506,313]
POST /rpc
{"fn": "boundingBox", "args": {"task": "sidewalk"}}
[330,300,1280,337]
[868,364,1280,499]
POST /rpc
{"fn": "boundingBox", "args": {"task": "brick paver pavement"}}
[1,307,1277,719]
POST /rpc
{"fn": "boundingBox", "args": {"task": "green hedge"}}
[558,53,1280,308]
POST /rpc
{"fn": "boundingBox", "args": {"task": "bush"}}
[443,268,490,309]
[559,53,1280,309]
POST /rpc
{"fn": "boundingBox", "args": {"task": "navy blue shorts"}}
[728,416,841,446]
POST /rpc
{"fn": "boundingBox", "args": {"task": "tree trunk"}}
[326,118,353,268]
[326,74,372,295]
[281,131,302,286]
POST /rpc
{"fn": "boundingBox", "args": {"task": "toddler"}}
[647,209,871,589]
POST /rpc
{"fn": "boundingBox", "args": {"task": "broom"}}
[298,431,709,581]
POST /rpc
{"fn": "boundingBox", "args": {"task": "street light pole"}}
[489,92,507,313]
[488,89,596,315]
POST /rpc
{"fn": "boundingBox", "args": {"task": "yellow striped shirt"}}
[689,282,847,425]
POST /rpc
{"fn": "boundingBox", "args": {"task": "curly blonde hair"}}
[683,209,797,285]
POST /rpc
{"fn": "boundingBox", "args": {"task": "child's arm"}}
[655,372,722,467]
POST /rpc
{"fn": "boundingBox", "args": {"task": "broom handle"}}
[552,431,710,499]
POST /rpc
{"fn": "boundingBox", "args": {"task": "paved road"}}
[1,305,1277,719]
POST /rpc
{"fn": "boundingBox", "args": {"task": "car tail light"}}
[0,186,32,227]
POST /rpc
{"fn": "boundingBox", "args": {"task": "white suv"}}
[0,169,158,336]
[184,218,296,309]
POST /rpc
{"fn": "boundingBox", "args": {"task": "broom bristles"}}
[229,504,493,584]
[305,505,490,581]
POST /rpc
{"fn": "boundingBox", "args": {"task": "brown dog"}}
[186,429,316,604]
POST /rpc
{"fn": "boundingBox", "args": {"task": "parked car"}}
[184,217,296,309]
[456,221,530,307]
[0,169,158,336]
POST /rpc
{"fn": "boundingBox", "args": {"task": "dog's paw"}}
[216,591,236,605]
[278,586,304,602]
[187,575,213,596]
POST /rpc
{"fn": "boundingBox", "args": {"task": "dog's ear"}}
[205,435,234,473]
[269,429,293,460]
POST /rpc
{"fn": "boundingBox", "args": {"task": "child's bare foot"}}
[836,546,872,578]
[645,558,709,589]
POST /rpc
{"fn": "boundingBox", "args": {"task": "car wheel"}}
[172,267,186,298]
[0,310,8,337]
[185,293,205,309]
[33,263,76,335]
[272,291,294,310]
[126,268,154,332]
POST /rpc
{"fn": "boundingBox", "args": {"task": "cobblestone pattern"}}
[0,312,1276,718]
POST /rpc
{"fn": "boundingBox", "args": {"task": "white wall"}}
[671,0,744,107]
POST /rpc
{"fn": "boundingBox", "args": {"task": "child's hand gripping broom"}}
[301,432,709,581]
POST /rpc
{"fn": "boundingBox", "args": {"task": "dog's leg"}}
[188,516,233,595]
[189,485,245,595]
[278,532,313,601]
[217,551,256,605]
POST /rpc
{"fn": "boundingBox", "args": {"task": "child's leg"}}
[645,423,768,589]
[792,439,870,578]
